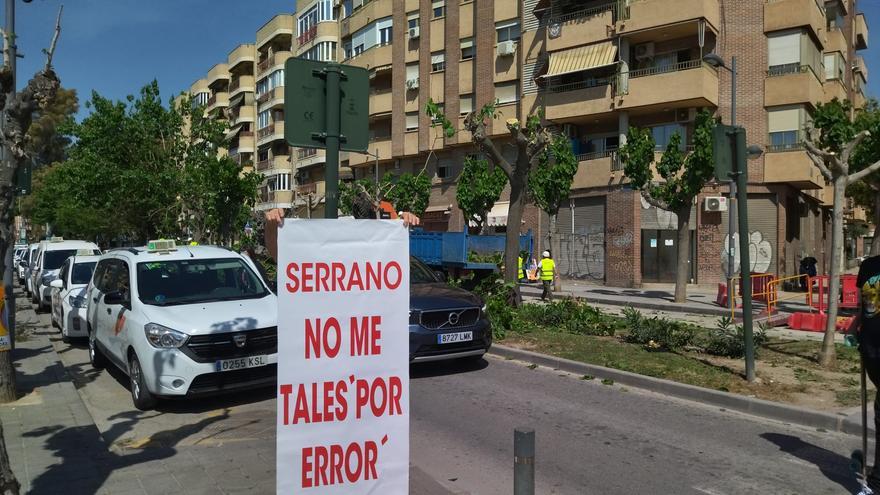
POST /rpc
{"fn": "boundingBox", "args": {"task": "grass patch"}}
[836,388,875,407]
[793,367,821,382]
[601,378,614,386]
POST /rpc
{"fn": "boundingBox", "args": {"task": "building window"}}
[825,1,845,31]
[406,112,419,131]
[353,44,364,56]
[823,52,845,81]
[430,104,445,124]
[767,29,821,78]
[496,20,521,43]
[460,94,473,115]
[650,124,685,150]
[460,38,474,60]
[431,52,446,72]
[192,92,210,107]
[495,82,518,104]
[406,63,419,86]
[258,110,271,129]
[349,16,392,56]
[768,105,807,151]
[258,148,270,162]
[432,0,446,18]
[408,13,419,30]
[343,42,352,60]
[380,26,393,45]
[437,161,452,179]
[304,41,337,61]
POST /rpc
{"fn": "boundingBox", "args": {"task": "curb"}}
[518,286,739,318]
[489,343,873,437]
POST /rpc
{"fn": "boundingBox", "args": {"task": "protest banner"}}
[277,219,410,494]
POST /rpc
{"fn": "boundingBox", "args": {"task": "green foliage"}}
[516,299,617,337]
[26,86,78,166]
[620,109,715,211]
[456,155,508,231]
[810,98,856,155]
[528,134,578,216]
[425,98,455,138]
[339,178,379,216]
[846,99,880,212]
[621,307,697,351]
[385,172,431,216]
[702,316,768,359]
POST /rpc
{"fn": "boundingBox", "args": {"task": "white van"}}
[31,238,101,311]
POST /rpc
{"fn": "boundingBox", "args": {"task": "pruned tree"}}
[844,99,880,256]
[384,172,430,217]
[456,154,507,233]
[528,134,578,290]
[619,109,715,303]
[0,8,65,495]
[803,98,880,367]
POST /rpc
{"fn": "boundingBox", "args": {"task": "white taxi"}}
[85,240,277,410]
[49,254,100,342]
[32,238,101,312]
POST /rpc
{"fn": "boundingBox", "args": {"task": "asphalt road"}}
[38,306,869,495]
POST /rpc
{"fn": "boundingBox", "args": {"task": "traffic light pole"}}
[732,126,755,382]
[323,65,341,219]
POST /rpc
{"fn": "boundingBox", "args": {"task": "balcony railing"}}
[544,0,629,26]
[257,58,271,73]
[297,182,318,195]
[576,149,623,171]
[297,25,318,46]
[766,63,810,77]
[766,142,805,153]
[257,92,270,104]
[546,78,613,94]
[628,59,702,79]
[258,124,276,139]
[207,94,218,106]
[257,159,270,170]
[298,148,317,160]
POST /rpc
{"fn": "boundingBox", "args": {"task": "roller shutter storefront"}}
[556,197,606,281]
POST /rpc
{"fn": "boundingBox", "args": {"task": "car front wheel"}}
[88,325,106,369]
[129,353,157,411]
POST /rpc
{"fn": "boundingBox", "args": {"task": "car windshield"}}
[137,257,269,306]
[411,256,439,284]
[43,250,79,270]
[71,262,97,285]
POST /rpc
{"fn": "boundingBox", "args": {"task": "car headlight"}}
[409,310,420,325]
[68,295,87,308]
[144,323,189,349]
[480,302,488,317]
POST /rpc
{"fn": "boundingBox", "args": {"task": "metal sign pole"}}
[732,126,755,382]
[323,65,341,219]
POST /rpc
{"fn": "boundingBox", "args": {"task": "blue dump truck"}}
[410,229,533,283]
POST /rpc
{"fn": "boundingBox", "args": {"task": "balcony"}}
[341,0,393,37]
[570,151,624,189]
[257,154,290,172]
[232,105,255,124]
[298,26,318,47]
[763,0,825,42]
[824,78,847,103]
[297,181,327,197]
[256,14,294,49]
[258,51,292,75]
[257,86,285,109]
[618,60,719,110]
[345,43,392,71]
[206,93,229,113]
[764,65,824,108]
[825,27,847,55]
[544,3,619,53]
[228,44,256,71]
[229,75,255,96]
[544,82,614,121]
[763,147,824,189]
[370,89,392,115]
[856,13,868,50]
[617,0,720,35]
[256,122,285,145]
[349,138,391,167]
[268,190,294,204]
[207,64,230,86]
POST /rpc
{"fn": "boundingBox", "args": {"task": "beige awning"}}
[541,41,618,79]
[425,204,451,213]
[224,125,243,141]
[369,64,392,78]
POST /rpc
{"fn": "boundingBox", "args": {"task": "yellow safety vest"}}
[540,258,555,281]
[518,257,523,273]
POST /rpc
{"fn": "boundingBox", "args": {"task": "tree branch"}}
[639,189,670,211]
[464,111,512,176]
[803,139,840,178]
[806,151,834,181]
[848,159,880,184]
[44,6,63,69]
[842,129,871,166]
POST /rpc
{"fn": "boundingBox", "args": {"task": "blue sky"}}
[3,0,295,118]
[2,0,879,120]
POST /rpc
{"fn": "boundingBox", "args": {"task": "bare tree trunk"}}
[0,421,18,495]
[872,191,880,257]
[674,204,692,304]
[503,173,526,286]
[819,176,846,368]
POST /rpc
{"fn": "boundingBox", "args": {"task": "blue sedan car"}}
[408,257,492,363]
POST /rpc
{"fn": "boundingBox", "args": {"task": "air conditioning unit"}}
[675,108,693,122]
[409,26,420,39]
[704,196,728,212]
[634,42,655,60]
[406,77,419,90]
[497,40,516,57]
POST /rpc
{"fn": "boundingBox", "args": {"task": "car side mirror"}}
[104,291,129,308]
[49,280,63,289]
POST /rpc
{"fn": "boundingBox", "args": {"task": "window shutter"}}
[768,106,802,132]
[495,82,518,103]
[767,31,800,66]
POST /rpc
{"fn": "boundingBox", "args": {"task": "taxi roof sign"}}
[75,249,94,256]
[49,236,64,242]
[147,240,177,252]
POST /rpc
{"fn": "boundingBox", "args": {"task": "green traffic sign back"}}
[712,124,735,182]
[284,59,369,153]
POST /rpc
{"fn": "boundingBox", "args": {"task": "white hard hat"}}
[542,251,550,258]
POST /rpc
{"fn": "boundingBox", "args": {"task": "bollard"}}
[514,427,535,495]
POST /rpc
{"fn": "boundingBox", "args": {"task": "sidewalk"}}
[0,294,459,494]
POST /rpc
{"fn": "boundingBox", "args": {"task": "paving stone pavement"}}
[1,292,457,494]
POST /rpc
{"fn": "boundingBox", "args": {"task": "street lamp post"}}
[703,54,737,311]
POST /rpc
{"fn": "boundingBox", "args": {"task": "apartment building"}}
[185,0,870,288]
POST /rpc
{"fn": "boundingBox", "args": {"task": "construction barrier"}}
[766,274,811,316]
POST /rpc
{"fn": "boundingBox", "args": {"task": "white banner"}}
[277,219,410,494]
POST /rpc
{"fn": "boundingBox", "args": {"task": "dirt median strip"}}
[489,343,872,437]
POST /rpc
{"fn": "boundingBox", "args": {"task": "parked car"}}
[409,256,492,363]
[14,245,27,283]
[86,240,277,410]
[23,243,39,295]
[31,238,101,311]
[50,254,100,342]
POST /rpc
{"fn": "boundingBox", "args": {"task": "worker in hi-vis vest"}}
[538,250,556,301]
